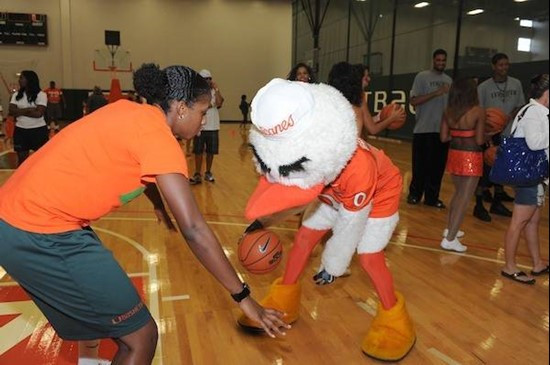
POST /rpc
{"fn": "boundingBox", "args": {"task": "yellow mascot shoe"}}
[238,277,301,332]
[361,292,416,362]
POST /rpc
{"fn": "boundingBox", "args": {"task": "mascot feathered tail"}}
[238,79,415,361]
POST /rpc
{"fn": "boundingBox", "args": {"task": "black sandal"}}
[531,265,550,276]
[501,271,536,285]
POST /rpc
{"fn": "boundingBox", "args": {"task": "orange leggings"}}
[282,226,397,310]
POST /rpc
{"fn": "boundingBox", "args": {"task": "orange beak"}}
[245,176,324,221]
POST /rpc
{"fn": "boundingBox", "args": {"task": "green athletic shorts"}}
[0,219,153,340]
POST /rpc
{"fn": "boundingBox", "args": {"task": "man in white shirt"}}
[190,69,224,184]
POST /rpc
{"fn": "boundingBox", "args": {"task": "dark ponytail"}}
[328,61,363,107]
[133,63,210,113]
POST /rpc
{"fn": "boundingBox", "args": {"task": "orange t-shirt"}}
[0,100,187,233]
[44,87,63,104]
[319,140,401,218]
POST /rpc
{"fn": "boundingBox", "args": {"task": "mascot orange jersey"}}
[320,139,401,218]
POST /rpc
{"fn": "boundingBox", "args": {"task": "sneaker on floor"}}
[189,173,202,185]
[490,201,512,217]
[440,238,467,253]
[473,204,492,222]
[204,171,215,182]
[495,191,515,203]
[407,195,420,205]
[443,229,465,238]
[424,199,446,209]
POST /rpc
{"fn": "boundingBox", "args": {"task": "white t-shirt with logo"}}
[10,91,48,129]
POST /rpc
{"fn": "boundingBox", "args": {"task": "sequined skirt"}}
[447,149,483,177]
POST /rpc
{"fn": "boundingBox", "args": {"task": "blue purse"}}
[490,106,549,187]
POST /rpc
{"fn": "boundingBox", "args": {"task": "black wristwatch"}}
[231,282,251,303]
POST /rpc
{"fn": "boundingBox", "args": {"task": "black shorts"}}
[13,126,49,153]
[193,130,219,155]
[0,220,153,340]
[47,103,63,121]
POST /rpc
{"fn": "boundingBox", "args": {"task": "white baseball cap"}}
[199,69,212,78]
[251,78,315,140]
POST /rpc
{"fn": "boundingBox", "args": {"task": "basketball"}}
[484,145,498,166]
[238,229,283,274]
[379,103,406,130]
[485,108,508,134]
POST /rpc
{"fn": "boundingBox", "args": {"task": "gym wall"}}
[0,0,292,122]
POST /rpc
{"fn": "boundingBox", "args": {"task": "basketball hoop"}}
[93,30,133,79]
[93,46,133,78]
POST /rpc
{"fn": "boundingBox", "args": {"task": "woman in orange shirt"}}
[0,64,287,365]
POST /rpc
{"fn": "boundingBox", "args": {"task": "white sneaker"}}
[443,229,465,238]
[440,238,467,252]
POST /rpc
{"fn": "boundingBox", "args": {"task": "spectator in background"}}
[407,49,452,209]
[501,74,549,285]
[439,78,486,252]
[189,69,224,184]
[9,70,49,167]
[329,62,405,137]
[352,63,405,137]
[239,94,249,128]
[474,53,526,222]
[287,63,315,83]
[44,80,65,133]
[86,86,108,114]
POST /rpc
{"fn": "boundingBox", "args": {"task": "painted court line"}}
[427,347,462,365]
[128,272,150,278]
[99,216,298,232]
[356,301,376,316]
[0,272,149,287]
[0,150,13,157]
[162,294,191,302]
[97,216,534,269]
[92,226,164,365]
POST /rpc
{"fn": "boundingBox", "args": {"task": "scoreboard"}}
[0,12,48,46]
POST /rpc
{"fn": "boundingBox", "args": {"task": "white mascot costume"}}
[238,79,415,362]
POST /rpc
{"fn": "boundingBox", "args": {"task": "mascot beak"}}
[245,176,324,221]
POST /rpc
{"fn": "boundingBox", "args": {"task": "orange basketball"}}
[485,108,508,134]
[379,103,406,130]
[238,229,283,274]
[484,145,498,166]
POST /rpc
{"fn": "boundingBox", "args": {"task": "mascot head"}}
[246,78,357,220]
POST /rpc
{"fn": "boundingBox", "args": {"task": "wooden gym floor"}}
[0,124,548,364]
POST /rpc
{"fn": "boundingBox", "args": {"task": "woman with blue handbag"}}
[501,74,549,284]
